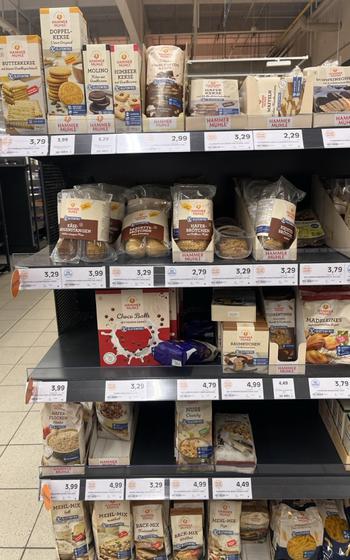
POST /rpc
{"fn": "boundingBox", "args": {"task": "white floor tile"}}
[1,364,28,386]
[0,321,12,335]
[0,489,41,546]
[0,332,40,348]
[27,505,56,549]
[0,310,27,322]
[32,332,57,348]
[0,549,23,559]
[0,445,42,489]
[0,347,29,365]
[11,319,52,333]
[10,412,41,445]
[47,319,58,333]
[0,446,5,457]
[17,347,49,366]
[23,549,58,559]
[0,411,27,444]
[0,364,12,383]
[0,386,30,412]
[24,309,55,321]
[1,300,35,312]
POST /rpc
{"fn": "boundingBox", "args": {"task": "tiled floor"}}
[0,272,58,558]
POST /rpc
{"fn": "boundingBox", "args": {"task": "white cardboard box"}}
[111,43,142,133]
[186,113,248,131]
[83,44,113,117]
[88,422,134,466]
[48,114,87,134]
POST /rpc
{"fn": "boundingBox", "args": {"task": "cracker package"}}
[170,508,204,560]
[208,500,241,560]
[51,500,95,560]
[133,503,171,560]
[92,500,133,560]
[111,44,142,133]
[241,501,269,543]
[146,45,184,119]
[317,500,350,559]
[0,35,47,134]
[175,401,213,465]
[40,7,87,115]
[41,403,85,466]
[214,413,257,473]
[189,79,240,116]
[96,402,133,440]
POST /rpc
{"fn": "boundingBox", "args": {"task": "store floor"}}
[0,272,58,559]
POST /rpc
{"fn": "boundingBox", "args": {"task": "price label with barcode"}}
[309,378,350,399]
[91,134,116,154]
[0,135,48,156]
[18,268,62,290]
[221,378,264,400]
[61,267,106,288]
[177,379,219,400]
[204,130,254,151]
[109,266,154,288]
[322,128,350,149]
[50,135,75,155]
[169,478,209,500]
[212,478,252,500]
[27,381,67,404]
[117,133,190,154]
[165,266,212,287]
[125,478,165,500]
[273,378,295,400]
[85,479,124,501]
[254,129,304,150]
[254,264,298,286]
[105,380,148,402]
[210,265,254,287]
[41,479,80,501]
[300,263,345,285]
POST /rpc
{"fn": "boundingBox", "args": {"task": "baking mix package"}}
[95,288,170,366]
[170,508,204,560]
[51,500,95,560]
[92,500,133,560]
[0,35,47,134]
[222,316,269,373]
[83,43,114,133]
[208,501,241,560]
[133,502,171,560]
[40,6,87,115]
[110,43,142,133]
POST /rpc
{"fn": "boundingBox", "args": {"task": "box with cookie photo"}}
[40,6,87,116]
[111,43,142,133]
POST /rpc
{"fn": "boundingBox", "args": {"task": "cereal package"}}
[170,508,204,560]
[133,503,171,560]
[317,500,350,558]
[41,403,85,466]
[208,500,241,560]
[95,402,133,440]
[175,401,213,465]
[92,500,133,560]
[51,500,95,560]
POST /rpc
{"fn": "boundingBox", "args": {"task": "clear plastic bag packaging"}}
[51,189,81,263]
[326,178,350,216]
[120,184,172,259]
[215,218,252,260]
[100,183,129,244]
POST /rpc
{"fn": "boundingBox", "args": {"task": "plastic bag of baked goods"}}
[121,185,171,258]
[241,501,269,543]
[93,500,133,560]
[215,218,252,260]
[175,401,213,465]
[171,184,216,253]
[41,403,85,466]
[95,402,133,440]
[51,189,81,263]
[317,500,350,559]
[214,413,257,473]
[100,183,129,244]
[208,501,241,560]
[171,507,204,560]
[133,502,171,560]
[51,500,95,560]
[146,45,184,118]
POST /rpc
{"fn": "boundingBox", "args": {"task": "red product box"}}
[96,289,170,366]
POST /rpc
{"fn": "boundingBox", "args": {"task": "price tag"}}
[41,479,80,501]
[322,128,350,149]
[27,381,67,404]
[177,379,219,400]
[18,267,62,290]
[210,265,254,287]
[0,135,48,156]
[91,134,116,154]
[273,378,295,400]
[212,478,252,500]
[253,129,304,150]
[61,267,106,289]
[85,479,124,501]
[125,478,165,500]
[309,378,350,399]
[105,380,148,402]
[204,130,254,151]
[221,378,264,400]
[117,132,190,154]
[300,263,345,285]
[50,135,75,155]
[109,266,154,288]
[165,266,212,287]
[254,264,298,286]
[169,478,209,500]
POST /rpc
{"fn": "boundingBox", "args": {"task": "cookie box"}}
[48,114,88,134]
[83,44,113,116]
[222,316,269,374]
[86,114,115,133]
[111,43,142,133]
[186,113,248,131]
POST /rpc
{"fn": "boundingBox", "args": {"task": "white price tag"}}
[254,129,304,150]
[85,479,124,501]
[50,135,75,155]
[300,263,345,285]
[309,378,350,399]
[109,266,154,288]
[27,381,67,404]
[322,128,350,149]
[117,132,190,154]
[177,379,219,400]
[273,378,295,400]
[18,268,61,290]
[170,478,209,500]
[165,266,212,287]
[221,378,264,400]
[105,380,148,402]
[91,134,116,154]
[204,130,254,151]
[61,267,106,289]
[254,264,298,286]
[41,479,80,501]
[0,135,48,156]
[212,478,252,500]
[211,264,254,287]
[125,478,165,500]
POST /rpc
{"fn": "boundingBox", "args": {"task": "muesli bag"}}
[175,401,213,466]
[41,403,85,466]
[208,500,241,560]
[51,500,95,560]
[95,402,133,440]
[133,502,171,560]
[317,500,350,559]
[170,508,204,560]
[92,500,133,560]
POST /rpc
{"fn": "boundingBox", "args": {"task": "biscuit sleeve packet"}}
[51,500,95,559]
[317,500,350,558]
[208,500,241,560]
[92,500,133,560]
[170,508,204,560]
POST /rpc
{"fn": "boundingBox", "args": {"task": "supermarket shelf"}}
[39,401,350,500]
[29,322,350,402]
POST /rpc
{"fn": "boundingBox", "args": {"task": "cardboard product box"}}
[48,114,87,134]
[40,6,87,116]
[343,413,350,454]
[86,113,115,133]
[169,287,180,339]
[95,289,170,367]
[88,421,134,466]
[336,399,350,438]
[211,288,256,322]
[222,316,269,374]
[186,113,248,131]
[83,44,113,117]
[0,35,47,134]
[110,43,142,133]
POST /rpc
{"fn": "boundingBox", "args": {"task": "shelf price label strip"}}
[109,266,154,288]
[16,267,62,290]
[204,130,254,151]
[309,377,350,399]
[40,480,80,504]
[61,266,106,289]
[212,478,252,500]
[0,135,48,156]
[105,380,149,402]
[117,133,190,154]
[253,129,304,150]
[85,479,124,501]
[125,478,166,500]
[50,135,75,156]
[177,379,219,400]
[300,263,348,285]
[25,379,68,404]
[221,378,264,400]
[169,478,209,500]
